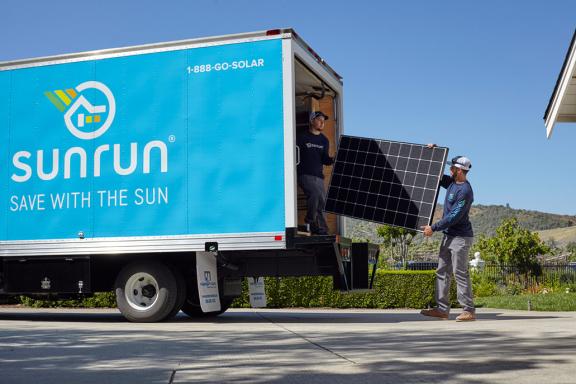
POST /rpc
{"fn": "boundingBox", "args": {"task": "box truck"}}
[0,29,379,322]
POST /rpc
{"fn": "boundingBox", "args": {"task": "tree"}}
[376,225,416,267]
[473,218,550,286]
[566,242,576,262]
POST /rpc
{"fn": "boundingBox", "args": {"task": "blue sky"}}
[1,1,575,215]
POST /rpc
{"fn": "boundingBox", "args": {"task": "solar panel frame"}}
[324,135,449,232]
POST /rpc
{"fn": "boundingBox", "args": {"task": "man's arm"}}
[322,140,334,165]
[430,191,470,233]
[439,174,452,189]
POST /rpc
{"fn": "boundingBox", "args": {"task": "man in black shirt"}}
[296,111,334,235]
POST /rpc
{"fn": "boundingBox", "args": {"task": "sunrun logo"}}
[11,81,168,183]
[45,81,116,140]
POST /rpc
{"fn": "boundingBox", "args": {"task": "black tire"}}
[181,295,234,318]
[180,273,234,318]
[163,265,187,321]
[114,261,179,323]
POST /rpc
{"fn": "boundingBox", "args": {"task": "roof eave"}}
[544,28,576,138]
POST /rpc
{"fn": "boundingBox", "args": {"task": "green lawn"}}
[476,292,576,311]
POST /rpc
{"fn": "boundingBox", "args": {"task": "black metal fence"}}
[478,263,576,287]
[388,261,576,287]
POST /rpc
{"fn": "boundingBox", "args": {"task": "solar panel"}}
[324,135,449,231]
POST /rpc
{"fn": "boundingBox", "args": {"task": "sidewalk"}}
[0,307,574,383]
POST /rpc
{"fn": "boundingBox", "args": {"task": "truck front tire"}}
[114,261,179,322]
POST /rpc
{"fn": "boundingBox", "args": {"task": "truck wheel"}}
[163,265,187,321]
[114,261,179,322]
[180,275,233,318]
[181,295,234,318]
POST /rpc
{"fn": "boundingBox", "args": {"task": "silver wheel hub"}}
[124,272,159,311]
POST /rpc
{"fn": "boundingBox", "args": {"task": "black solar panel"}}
[324,135,449,231]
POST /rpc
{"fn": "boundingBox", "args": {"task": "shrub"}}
[18,292,116,308]
[471,271,499,297]
[473,218,550,288]
[232,270,442,309]
[504,282,524,296]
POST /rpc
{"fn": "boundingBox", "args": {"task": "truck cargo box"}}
[0,29,343,257]
[0,30,367,322]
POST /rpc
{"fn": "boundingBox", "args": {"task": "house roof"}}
[544,29,576,138]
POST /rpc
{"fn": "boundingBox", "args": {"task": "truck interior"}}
[294,58,339,235]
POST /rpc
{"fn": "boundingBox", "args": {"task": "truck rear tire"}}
[180,275,233,318]
[163,265,187,320]
[181,296,233,318]
[114,261,179,322]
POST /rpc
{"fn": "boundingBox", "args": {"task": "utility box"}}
[3,256,90,294]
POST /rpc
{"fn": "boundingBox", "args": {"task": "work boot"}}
[455,311,476,322]
[297,224,311,234]
[420,308,449,320]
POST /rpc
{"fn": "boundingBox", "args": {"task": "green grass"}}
[476,292,576,311]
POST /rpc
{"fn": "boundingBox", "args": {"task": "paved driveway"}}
[0,307,574,383]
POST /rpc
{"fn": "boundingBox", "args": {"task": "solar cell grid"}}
[324,135,449,231]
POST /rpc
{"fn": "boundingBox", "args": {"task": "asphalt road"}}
[0,307,574,383]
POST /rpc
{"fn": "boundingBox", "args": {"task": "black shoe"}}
[298,224,311,233]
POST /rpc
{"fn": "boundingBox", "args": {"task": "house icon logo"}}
[45,81,116,140]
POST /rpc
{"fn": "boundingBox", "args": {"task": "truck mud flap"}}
[248,277,267,308]
[196,251,221,313]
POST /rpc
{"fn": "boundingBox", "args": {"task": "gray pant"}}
[298,174,329,234]
[435,235,475,313]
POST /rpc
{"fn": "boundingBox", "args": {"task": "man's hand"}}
[421,225,433,237]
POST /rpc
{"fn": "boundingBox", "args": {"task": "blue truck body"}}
[2,39,286,243]
[0,30,365,322]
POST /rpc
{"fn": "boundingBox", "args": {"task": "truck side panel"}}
[2,39,285,242]
[91,50,189,238]
[186,40,285,234]
[8,60,95,240]
[0,71,8,240]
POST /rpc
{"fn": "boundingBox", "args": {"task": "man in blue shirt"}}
[421,154,476,322]
[296,111,334,235]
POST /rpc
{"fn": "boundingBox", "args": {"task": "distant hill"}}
[468,204,576,236]
[537,226,576,247]
[345,204,576,245]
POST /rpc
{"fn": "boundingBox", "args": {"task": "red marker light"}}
[274,235,283,241]
[266,29,282,36]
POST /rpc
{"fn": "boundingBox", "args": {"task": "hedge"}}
[231,270,457,309]
[14,270,457,309]
[18,291,116,308]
